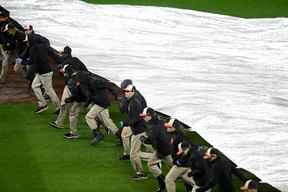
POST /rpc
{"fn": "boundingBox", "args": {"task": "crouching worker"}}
[120,79,147,180]
[195,147,242,192]
[49,46,88,139]
[68,71,119,144]
[13,29,60,113]
[165,140,201,192]
[140,107,173,192]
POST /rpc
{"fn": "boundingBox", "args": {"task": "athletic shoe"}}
[49,121,64,129]
[90,132,104,145]
[35,105,48,113]
[64,132,79,139]
[131,173,148,180]
[119,154,130,160]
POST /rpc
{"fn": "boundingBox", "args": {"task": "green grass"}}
[83,0,288,18]
[0,103,151,192]
[0,103,280,192]
[0,103,187,192]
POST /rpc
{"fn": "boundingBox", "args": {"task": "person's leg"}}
[165,166,190,192]
[39,72,60,110]
[120,126,132,159]
[0,47,10,83]
[130,132,146,177]
[85,104,104,144]
[98,108,118,134]
[53,86,71,128]
[32,73,47,108]
[148,152,168,191]
[69,102,83,134]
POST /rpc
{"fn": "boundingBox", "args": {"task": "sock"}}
[157,175,166,190]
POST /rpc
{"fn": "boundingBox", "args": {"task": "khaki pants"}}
[56,86,84,132]
[31,72,60,108]
[130,132,146,174]
[166,165,200,192]
[0,47,15,82]
[121,126,132,155]
[148,152,173,177]
[85,104,118,134]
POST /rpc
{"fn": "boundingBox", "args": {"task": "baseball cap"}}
[139,107,154,117]
[0,6,10,17]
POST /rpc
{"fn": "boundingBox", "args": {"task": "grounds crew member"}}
[118,79,147,161]
[165,140,203,192]
[195,147,244,192]
[140,107,173,192]
[17,30,60,113]
[165,118,194,192]
[49,46,88,140]
[0,6,24,83]
[120,79,147,180]
[67,70,119,144]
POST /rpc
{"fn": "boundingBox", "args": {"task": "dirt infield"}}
[0,64,64,103]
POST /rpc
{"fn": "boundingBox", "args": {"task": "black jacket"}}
[69,71,117,108]
[145,119,172,158]
[62,57,88,83]
[23,33,51,79]
[196,157,235,192]
[124,91,147,135]
[167,129,185,159]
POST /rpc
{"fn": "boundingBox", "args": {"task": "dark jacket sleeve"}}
[124,99,143,127]
[8,18,24,31]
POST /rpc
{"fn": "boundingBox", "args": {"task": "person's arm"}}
[124,99,143,127]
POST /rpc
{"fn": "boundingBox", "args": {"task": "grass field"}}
[83,0,288,18]
[0,103,186,192]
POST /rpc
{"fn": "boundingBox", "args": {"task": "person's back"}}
[146,118,172,157]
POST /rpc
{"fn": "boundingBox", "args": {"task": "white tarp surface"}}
[2,0,288,189]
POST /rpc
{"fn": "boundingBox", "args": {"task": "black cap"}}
[63,46,72,55]
[120,79,133,89]
[0,6,10,17]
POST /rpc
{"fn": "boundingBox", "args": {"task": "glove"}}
[15,58,23,65]
[118,121,124,129]
[140,135,147,143]
[65,97,74,103]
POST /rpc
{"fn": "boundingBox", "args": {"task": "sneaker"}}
[90,132,104,145]
[35,105,48,113]
[49,121,64,129]
[64,132,79,139]
[119,154,130,160]
[131,173,148,180]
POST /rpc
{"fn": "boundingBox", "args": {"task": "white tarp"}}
[2,0,288,189]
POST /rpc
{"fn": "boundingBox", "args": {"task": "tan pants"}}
[130,132,146,174]
[148,152,173,177]
[31,72,60,108]
[0,47,15,82]
[56,86,83,132]
[166,165,201,192]
[85,104,118,134]
[121,126,132,155]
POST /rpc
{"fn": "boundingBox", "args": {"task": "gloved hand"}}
[118,121,124,129]
[15,58,23,65]
[140,135,147,143]
[65,97,74,103]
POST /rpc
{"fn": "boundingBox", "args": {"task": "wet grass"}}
[83,0,288,18]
